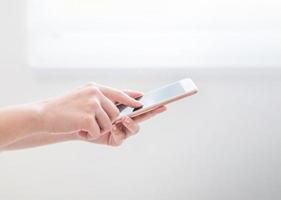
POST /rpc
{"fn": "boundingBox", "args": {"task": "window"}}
[28,0,281,69]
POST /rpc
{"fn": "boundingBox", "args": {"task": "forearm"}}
[3,132,79,151]
[0,104,43,148]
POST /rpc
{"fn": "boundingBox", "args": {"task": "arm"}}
[0,83,125,150]
[0,104,43,148]
[2,132,77,151]
[1,83,166,151]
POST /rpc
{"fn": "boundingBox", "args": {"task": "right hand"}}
[40,84,142,140]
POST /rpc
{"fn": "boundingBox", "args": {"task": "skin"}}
[0,83,166,151]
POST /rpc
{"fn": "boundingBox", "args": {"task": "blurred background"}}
[0,0,281,200]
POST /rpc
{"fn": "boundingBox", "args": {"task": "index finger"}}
[109,89,143,108]
[123,90,143,99]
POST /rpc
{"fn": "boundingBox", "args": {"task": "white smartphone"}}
[116,78,198,120]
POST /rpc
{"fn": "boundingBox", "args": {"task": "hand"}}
[76,106,167,146]
[41,83,143,140]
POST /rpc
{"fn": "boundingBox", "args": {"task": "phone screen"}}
[118,82,186,116]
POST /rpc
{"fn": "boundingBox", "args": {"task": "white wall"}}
[28,0,281,68]
[0,1,281,200]
[0,0,26,66]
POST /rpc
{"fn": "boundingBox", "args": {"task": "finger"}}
[95,107,113,134]
[133,106,167,123]
[86,118,101,140]
[109,126,125,146]
[100,94,120,122]
[122,116,140,136]
[123,90,144,99]
[107,89,143,108]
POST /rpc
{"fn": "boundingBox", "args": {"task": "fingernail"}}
[112,126,117,131]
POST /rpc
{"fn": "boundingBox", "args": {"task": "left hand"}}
[77,106,167,146]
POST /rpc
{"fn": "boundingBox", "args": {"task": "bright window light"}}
[27,0,281,69]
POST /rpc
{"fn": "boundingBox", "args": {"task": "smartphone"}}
[116,78,198,120]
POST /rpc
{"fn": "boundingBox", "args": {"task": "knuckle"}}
[86,85,100,96]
